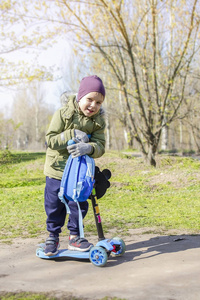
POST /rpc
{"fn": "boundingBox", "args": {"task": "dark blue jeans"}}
[44,176,89,236]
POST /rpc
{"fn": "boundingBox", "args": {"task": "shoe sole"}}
[68,244,93,252]
[44,250,59,256]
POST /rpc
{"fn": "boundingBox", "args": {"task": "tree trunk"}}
[147,144,156,167]
[123,128,128,145]
[179,120,183,150]
[161,123,168,151]
[143,132,161,167]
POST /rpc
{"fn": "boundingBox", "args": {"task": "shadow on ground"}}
[105,234,200,267]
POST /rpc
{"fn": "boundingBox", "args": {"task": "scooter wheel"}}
[111,237,126,257]
[89,246,108,267]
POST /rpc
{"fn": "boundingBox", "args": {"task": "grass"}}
[0,292,125,300]
[0,292,56,300]
[0,151,46,240]
[1,150,200,242]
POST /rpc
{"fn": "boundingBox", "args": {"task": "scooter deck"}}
[36,247,90,260]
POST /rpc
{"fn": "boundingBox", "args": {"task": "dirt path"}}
[0,232,200,300]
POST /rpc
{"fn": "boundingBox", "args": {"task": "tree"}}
[11,82,54,150]
[52,0,199,166]
[0,0,59,87]
[1,0,199,164]
[0,113,22,150]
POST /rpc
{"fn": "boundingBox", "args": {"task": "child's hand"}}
[67,142,93,158]
[73,129,89,143]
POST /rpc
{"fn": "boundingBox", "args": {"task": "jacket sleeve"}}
[89,120,106,158]
[45,109,75,150]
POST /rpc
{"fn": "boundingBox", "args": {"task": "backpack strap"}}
[75,155,95,238]
[72,156,82,200]
[72,156,85,238]
[85,155,95,180]
[75,201,84,238]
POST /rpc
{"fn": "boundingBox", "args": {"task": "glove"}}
[67,142,93,158]
[73,129,89,143]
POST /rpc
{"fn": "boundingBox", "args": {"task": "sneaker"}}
[44,235,59,256]
[68,236,93,252]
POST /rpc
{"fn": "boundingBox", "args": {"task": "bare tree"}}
[53,0,199,166]
[11,82,54,150]
[1,0,200,164]
[0,1,59,87]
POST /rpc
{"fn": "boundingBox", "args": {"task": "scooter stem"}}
[90,188,105,241]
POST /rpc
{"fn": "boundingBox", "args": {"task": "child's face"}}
[78,92,104,117]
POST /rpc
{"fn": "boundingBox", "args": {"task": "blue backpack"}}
[58,154,95,238]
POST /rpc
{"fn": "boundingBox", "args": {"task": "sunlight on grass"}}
[1,150,200,240]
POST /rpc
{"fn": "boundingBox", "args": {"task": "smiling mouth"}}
[87,108,94,113]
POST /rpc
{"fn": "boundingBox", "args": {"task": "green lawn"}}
[1,150,200,242]
[0,292,124,300]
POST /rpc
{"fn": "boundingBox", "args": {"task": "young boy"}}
[43,75,106,256]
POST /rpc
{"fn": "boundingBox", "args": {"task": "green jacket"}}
[44,95,106,180]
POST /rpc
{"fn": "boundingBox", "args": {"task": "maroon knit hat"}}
[77,75,105,101]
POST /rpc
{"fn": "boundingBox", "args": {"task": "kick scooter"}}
[36,164,126,267]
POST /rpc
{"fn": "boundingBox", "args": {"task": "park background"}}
[1,0,200,241]
[0,0,200,167]
[1,2,200,299]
